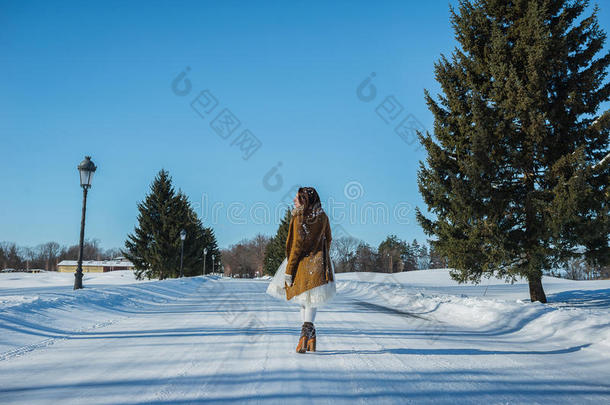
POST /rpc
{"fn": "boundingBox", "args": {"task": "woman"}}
[266,187,336,353]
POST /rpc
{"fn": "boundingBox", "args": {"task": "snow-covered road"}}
[1,274,609,404]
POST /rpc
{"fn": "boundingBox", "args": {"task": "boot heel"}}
[306,337,316,352]
[296,335,308,353]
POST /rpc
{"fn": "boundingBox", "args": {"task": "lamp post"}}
[203,247,208,277]
[74,156,97,290]
[212,254,215,274]
[179,229,186,278]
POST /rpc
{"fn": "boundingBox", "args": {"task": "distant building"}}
[2,268,46,273]
[57,257,134,273]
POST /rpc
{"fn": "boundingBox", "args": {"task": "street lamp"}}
[179,229,186,278]
[74,156,97,290]
[212,254,215,274]
[203,247,208,277]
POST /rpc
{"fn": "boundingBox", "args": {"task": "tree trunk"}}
[528,274,547,303]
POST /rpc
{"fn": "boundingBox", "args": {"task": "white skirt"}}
[265,258,336,307]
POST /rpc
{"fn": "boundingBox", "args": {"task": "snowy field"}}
[0,269,609,404]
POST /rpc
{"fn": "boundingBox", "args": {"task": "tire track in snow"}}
[0,279,210,364]
[140,281,217,403]
[229,284,281,403]
[0,319,119,362]
[192,280,252,402]
[149,278,256,402]
[340,288,503,402]
[320,294,420,401]
[301,309,367,405]
[335,287,586,404]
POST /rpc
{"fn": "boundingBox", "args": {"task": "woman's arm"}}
[285,217,294,261]
[286,214,304,278]
[324,216,332,248]
[324,216,333,281]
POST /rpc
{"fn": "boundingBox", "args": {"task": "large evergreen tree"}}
[263,209,292,276]
[123,170,220,280]
[416,0,609,302]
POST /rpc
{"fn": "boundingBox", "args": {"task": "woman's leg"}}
[302,305,317,323]
[303,305,317,352]
[297,305,311,353]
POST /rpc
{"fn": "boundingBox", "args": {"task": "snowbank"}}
[0,269,142,289]
[0,271,208,358]
[335,269,610,355]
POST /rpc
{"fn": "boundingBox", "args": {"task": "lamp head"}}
[78,156,97,189]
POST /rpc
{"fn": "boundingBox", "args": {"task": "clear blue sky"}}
[1,0,608,251]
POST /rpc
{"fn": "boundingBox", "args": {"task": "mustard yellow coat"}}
[285,206,333,301]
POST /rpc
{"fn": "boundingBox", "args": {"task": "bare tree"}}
[331,236,360,273]
[0,242,24,270]
[60,239,105,262]
[564,257,586,280]
[39,242,61,270]
[251,234,270,276]
[104,248,123,260]
[221,234,271,278]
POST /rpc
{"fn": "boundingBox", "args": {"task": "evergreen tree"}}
[123,170,220,280]
[428,241,449,269]
[176,191,221,277]
[378,235,407,272]
[202,227,220,274]
[410,239,422,270]
[417,243,430,270]
[263,209,292,276]
[416,0,609,302]
[0,245,6,269]
[353,242,378,272]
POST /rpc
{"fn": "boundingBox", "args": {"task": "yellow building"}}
[57,257,134,273]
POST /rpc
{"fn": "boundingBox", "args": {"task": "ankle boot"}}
[296,322,310,353]
[306,323,316,352]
